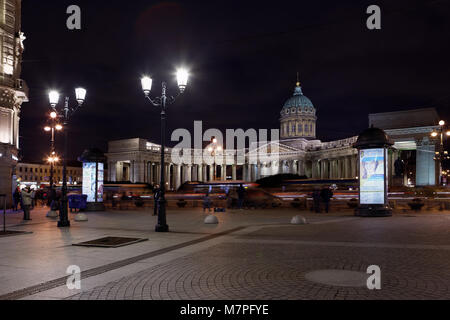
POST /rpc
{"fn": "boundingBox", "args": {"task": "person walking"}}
[153,185,161,216]
[21,187,33,221]
[30,188,36,209]
[237,184,246,210]
[312,188,321,213]
[13,187,21,212]
[320,186,334,213]
[203,193,212,213]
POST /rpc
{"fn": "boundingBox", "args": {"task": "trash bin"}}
[68,194,88,212]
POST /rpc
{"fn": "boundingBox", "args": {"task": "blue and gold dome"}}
[280,81,317,140]
[281,82,315,114]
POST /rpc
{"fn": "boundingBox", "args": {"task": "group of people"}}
[204,184,246,213]
[311,187,334,213]
[12,186,35,220]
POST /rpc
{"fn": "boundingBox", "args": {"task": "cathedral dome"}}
[281,83,315,115]
[280,81,317,140]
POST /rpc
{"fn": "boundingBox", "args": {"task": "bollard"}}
[291,215,307,225]
[204,215,219,224]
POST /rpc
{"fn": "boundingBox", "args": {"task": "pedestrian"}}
[21,187,33,221]
[153,185,160,216]
[320,186,334,213]
[30,188,36,209]
[13,187,21,212]
[237,184,246,210]
[203,193,212,213]
[312,188,321,213]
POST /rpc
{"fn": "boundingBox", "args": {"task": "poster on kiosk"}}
[359,148,386,205]
[82,162,104,203]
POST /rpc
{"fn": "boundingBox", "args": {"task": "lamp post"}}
[208,137,222,181]
[48,88,87,228]
[430,120,450,185]
[141,69,189,233]
[44,111,62,217]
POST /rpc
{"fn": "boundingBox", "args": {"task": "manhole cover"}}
[73,237,148,248]
[305,270,368,287]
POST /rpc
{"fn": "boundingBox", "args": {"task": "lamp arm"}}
[145,95,162,107]
[166,92,181,106]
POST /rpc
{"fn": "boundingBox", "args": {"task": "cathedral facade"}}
[106,81,440,190]
[0,0,28,206]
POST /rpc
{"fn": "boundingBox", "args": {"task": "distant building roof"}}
[369,108,440,130]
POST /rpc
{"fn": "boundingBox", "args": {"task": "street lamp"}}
[47,88,87,227]
[43,110,63,217]
[208,137,222,181]
[140,68,189,233]
[430,120,450,185]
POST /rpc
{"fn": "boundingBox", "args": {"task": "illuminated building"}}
[0,0,28,206]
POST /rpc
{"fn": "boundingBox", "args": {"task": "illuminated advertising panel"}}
[97,163,104,202]
[360,148,385,205]
[82,162,104,203]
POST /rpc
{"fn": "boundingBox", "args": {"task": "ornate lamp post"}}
[208,137,222,181]
[141,69,189,233]
[48,88,87,228]
[44,111,62,217]
[431,120,450,185]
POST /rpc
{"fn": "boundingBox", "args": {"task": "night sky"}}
[19,0,450,163]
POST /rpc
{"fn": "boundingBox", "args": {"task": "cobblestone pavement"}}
[68,216,450,300]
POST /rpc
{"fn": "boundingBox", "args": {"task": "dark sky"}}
[19,0,450,163]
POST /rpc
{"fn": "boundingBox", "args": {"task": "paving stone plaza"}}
[1,207,450,300]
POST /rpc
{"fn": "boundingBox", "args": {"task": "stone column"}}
[109,161,117,182]
[186,164,192,182]
[221,165,226,181]
[175,165,181,190]
[209,165,214,181]
[198,164,203,182]
[298,160,305,176]
[416,138,436,186]
[232,164,237,180]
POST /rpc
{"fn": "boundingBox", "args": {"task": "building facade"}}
[106,81,441,190]
[16,162,83,187]
[0,0,28,206]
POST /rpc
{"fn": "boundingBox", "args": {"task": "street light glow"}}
[55,124,63,131]
[176,68,189,93]
[141,76,152,94]
[75,87,87,104]
[431,132,438,137]
[49,90,60,106]
[44,126,51,132]
[439,120,445,126]
[50,111,57,119]
[447,131,450,136]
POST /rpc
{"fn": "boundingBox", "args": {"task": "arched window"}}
[298,124,302,133]
[304,124,308,132]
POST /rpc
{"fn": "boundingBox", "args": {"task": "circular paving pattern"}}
[68,242,450,300]
[305,270,368,287]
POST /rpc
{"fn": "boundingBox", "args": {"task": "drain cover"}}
[305,269,368,287]
[73,237,148,248]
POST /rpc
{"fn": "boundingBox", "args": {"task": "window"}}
[292,125,296,133]
[310,124,313,132]
[25,168,28,172]
[0,0,4,25]
[19,167,22,172]
[304,124,308,132]
[298,124,302,133]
